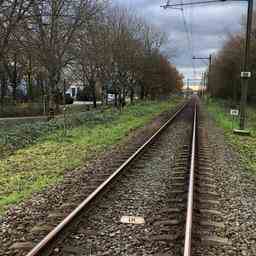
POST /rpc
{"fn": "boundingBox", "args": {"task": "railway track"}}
[10,97,229,256]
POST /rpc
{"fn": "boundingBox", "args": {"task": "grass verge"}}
[0,105,113,158]
[205,98,256,175]
[0,98,182,215]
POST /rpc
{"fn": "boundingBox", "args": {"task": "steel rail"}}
[184,104,197,256]
[25,102,189,256]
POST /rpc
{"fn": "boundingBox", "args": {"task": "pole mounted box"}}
[230,109,239,116]
[241,71,251,78]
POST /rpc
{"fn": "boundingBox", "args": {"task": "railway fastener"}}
[196,190,219,199]
[47,213,65,221]
[200,236,231,246]
[172,167,187,171]
[170,189,187,196]
[172,182,186,187]
[31,225,54,234]
[199,209,222,216]
[172,173,187,179]
[10,242,35,250]
[199,198,220,205]
[200,220,225,229]
[196,168,212,172]
[150,234,180,242]
[198,165,213,171]
[169,197,185,203]
[198,185,217,192]
[198,176,215,183]
[172,177,187,182]
[153,219,182,227]
[59,203,78,210]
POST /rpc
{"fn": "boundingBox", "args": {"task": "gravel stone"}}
[193,109,256,256]
[52,111,193,256]
[0,107,182,256]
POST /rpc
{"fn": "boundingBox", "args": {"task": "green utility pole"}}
[192,54,212,92]
[204,72,207,96]
[240,0,253,131]
[187,78,190,98]
[209,54,212,92]
[202,72,206,97]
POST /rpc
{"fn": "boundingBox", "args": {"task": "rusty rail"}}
[184,104,197,256]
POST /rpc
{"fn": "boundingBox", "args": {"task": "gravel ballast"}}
[53,111,193,256]
[201,111,256,256]
[0,105,185,256]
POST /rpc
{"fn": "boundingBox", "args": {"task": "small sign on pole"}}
[241,71,251,78]
[230,109,239,116]
[230,109,239,130]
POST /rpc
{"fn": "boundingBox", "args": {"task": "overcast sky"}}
[113,0,247,82]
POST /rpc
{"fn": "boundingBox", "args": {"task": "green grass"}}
[206,99,239,130]
[0,102,45,118]
[0,107,118,158]
[0,98,182,215]
[63,103,96,113]
[206,98,256,175]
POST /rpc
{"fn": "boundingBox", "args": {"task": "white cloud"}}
[113,0,247,80]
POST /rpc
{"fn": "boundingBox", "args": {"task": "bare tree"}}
[0,0,183,117]
[0,0,33,105]
[0,0,32,60]
[20,0,105,114]
[72,14,106,108]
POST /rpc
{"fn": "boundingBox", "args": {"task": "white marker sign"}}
[230,109,239,116]
[120,216,145,224]
[241,71,251,78]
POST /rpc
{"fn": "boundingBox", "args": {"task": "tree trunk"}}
[90,80,97,108]
[114,91,118,107]
[130,87,134,104]
[121,88,126,107]
[48,68,61,118]
[105,85,108,105]
[0,76,7,113]
[140,82,145,100]
[118,91,122,107]
[55,88,61,113]
[12,56,18,104]
[12,83,17,103]
[27,56,33,101]
[38,76,46,115]
[27,73,33,102]
[48,74,56,119]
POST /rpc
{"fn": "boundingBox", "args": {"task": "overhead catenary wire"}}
[179,0,196,77]
[163,0,246,82]
[188,3,197,78]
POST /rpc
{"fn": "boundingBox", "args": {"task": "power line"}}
[179,0,196,76]
[188,3,197,77]
[162,0,231,9]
